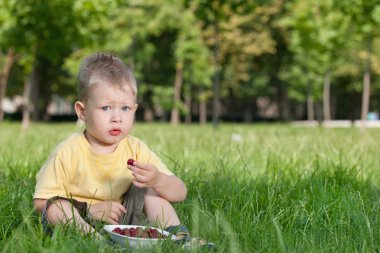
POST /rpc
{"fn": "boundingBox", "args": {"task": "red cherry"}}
[148,228,158,238]
[113,227,122,234]
[129,227,137,237]
[127,159,135,166]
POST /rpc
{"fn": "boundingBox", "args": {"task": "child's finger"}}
[130,161,150,171]
[111,201,127,214]
[132,179,145,188]
[107,215,119,225]
[129,166,148,179]
[132,172,148,183]
[110,206,123,219]
[109,212,120,223]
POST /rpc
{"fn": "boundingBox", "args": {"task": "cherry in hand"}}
[127,159,135,166]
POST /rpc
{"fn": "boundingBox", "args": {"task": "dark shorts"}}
[41,185,147,234]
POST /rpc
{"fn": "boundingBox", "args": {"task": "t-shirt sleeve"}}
[135,140,174,176]
[33,149,70,200]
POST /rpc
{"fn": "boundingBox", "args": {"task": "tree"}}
[171,2,213,125]
[280,0,350,121]
[2,0,110,125]
[190,0,229,128]
[221,1,282,122]
[0,48,16,122]
[102,0,178,122]
[190,0,280,124]
[0,1,17,123]
[337,0,380,121]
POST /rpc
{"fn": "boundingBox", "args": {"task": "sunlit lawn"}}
[0,122,379,252]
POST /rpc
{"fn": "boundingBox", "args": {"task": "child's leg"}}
[44,198,95,234]
[144,188,180,227]
[119,185,146,224]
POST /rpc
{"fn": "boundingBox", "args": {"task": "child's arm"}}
[87,202,126,224]
[153,174,187,202]
[33,198,47,213]
[128,161,187,202]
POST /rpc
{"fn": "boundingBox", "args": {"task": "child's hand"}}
[128,160,164,188]
[88,201,126,224]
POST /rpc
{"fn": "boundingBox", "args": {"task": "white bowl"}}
[103,225,175,248]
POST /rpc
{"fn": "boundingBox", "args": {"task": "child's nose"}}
[111,109,122,123]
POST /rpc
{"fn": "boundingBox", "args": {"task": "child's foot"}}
[165,225,191,243]
[165,225,216,251]
[181,238,216,251]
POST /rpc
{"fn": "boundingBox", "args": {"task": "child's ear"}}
[74,101,86,121]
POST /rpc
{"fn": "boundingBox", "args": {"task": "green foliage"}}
[181,0,286,115]
[152,86,174,111]
[0,0,116,120]
[3,0,77,62]
[2,0,380,121]
[280,0,354,103]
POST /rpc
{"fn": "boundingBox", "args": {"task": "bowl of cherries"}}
[103,225,175,247]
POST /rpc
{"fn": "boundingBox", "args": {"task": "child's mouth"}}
[109,129,121,136]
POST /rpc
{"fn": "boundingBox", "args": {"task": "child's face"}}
[75,82,137,153]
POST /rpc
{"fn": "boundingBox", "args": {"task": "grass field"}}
[0,122,379,252]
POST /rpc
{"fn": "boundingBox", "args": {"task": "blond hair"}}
[77,52,137,101]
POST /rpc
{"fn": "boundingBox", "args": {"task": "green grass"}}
[0,122,379,252]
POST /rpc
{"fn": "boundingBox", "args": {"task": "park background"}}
[0,1,380,253]
[1,0,380,127]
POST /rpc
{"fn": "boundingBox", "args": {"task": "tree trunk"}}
[361,68,370,121]
[212,68,221,128]
[306,81,314,121]
[323,70,331,121]
[30,59,41,121]
[243,107,253,122]
[170,62,183,126]
[142,87,154,122]
[0,48,16,123]
[199,87,207,125]
[212,22,221,129]
[243,97,256,122]
[184,89,192,124]
[361,38,371,121]
[143,108,154,122]
[199,101,207,125]
[22,76,32,130]
[275,78,289,121]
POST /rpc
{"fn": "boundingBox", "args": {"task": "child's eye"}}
[122,106,130,112]
[101,106,111,111]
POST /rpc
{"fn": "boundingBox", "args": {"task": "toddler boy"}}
[33,52,187,235]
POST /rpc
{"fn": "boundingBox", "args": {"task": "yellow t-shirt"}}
[33,133,173,204]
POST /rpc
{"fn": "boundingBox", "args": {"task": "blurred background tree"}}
[1,0,380,126]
